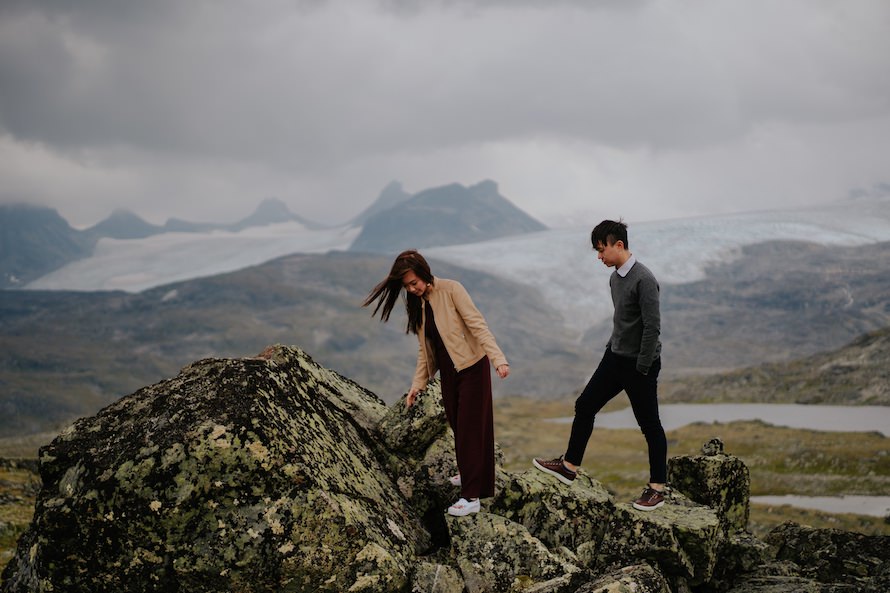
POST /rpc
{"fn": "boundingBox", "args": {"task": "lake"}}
[750,495,890,518]
[550,403,890,436]
[549,403,890,516]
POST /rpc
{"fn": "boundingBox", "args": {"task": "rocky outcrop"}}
[668,437,750,535]
[2,345,886,592]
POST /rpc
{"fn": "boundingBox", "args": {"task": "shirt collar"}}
[616,254,636,277]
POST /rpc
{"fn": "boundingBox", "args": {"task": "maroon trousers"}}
[425,303,495,499]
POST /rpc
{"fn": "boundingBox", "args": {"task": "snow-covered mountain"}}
[24,193,890,333]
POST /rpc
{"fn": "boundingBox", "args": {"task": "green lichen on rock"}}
[575,563,672,593]
[2,346,426,592]
[764,521,890,588]
[409,561,464,593]
[447,512,583,592]
[489,470,613,553]
[3,345,886,593]
[668,440,751,534]
[586,494,721,586]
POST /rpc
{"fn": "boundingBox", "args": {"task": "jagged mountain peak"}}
[349,180,546,253]
[0,203,94,287]
[86,209,162,240]
[349,180,412,227]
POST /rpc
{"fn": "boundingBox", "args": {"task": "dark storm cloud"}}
[0,0,889,226]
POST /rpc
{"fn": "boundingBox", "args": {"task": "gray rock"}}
[2,346,428,592]
[573,562,672,593]
[410,562,465,593]
[3,345,884,593]
[710,531,771,590]
[725,574,860,592]
[586,494,722,586]
[701,437,725,456]
[446,512,583,593]
[489,470,613,553]
[378,378,447,456]
[765,522,890,588]
[668,446,750,534]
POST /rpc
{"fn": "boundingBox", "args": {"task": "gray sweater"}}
[607,260,661,374]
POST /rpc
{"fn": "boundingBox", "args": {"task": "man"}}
[533,219,668,511]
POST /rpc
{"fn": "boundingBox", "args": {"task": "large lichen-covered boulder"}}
[1,346,429,593]
[584,492,722,587]
[446,512,584,593]
[709,532,771,591]
[764,522,890,589]
[724,522,890,592]
[5,343,883,593]
[668,437,750,534]
[574,563,672,593]
[376,381,458,517]
[488,466,724,589]
[489,470,613,553]
[378,378,447,456]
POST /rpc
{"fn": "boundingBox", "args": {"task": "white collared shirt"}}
[616,254,636,277]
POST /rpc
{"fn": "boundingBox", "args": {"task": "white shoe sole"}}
[632,500,665,511]
[532,458,575,485]
[447,498,480,516]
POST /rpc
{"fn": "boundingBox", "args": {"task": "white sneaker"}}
[449,474,461,487]
[447,498,480,516]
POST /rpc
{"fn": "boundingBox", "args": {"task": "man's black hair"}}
[591,219,628,249]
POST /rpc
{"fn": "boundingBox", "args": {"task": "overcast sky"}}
[1,0,889,228]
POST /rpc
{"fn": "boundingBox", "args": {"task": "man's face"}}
[595,240,624,268]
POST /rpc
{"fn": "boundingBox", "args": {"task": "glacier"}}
[24,196,890,331]
[26,222,361,293]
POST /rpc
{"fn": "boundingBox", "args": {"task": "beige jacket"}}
[411,277,508,392]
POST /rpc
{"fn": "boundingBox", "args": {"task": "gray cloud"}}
[1,0,889,227]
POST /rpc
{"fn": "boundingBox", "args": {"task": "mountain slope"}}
[655,240,890,374]
[85,209,164,239]
[2,199,327,290]
[0,204,95,288]
[5,240,890,439]
[349,180,547,253]
[0,252,579,436]
[349,180,412,227]
[660,326,890,406]
[226,197,326,231]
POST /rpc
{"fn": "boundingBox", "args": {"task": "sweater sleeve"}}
[636,274,661,374]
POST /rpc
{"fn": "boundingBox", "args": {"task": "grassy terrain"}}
[494,396,890,538]
[658,327,890,406]
[2,397,888,573]
[0,462,39,572]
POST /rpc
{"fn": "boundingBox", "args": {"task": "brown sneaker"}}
[532,455,576,485]
[632,486,665,511]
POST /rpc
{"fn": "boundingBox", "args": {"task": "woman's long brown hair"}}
[363,250,434,334]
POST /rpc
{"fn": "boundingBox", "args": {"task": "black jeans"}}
[565,348,667,484]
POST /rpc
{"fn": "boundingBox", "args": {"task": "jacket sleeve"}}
[451,282,508,369]
[411,336,432,391]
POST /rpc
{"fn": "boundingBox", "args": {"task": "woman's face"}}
[401,270,428,297]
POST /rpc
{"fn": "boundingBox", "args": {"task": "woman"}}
[364,250,510,516]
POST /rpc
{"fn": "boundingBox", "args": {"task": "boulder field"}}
[2,346,887,592]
